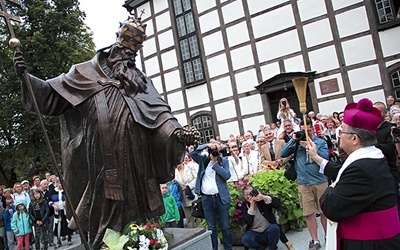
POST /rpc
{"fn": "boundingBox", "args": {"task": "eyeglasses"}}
[340,130,360,138]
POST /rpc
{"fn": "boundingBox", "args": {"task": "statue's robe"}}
[21,51,185,249]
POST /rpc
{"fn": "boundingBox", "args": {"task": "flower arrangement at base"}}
[102,222,169,250]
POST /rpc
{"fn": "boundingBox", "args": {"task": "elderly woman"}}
[240,140,259,179]
[174,155,199,228]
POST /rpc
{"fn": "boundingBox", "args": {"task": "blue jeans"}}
[241,224,280,249]
[202,195,233,250]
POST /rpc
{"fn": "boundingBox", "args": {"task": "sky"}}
[79,0,130,50]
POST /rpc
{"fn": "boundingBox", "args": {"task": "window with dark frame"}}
[373,0,400,29]
[172,0,205,85]
[392,69,400,100]
[192,113,214,144]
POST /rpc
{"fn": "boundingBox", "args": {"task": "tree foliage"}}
[0,0,96,186]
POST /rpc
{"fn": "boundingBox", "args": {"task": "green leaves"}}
[249,170,306,229]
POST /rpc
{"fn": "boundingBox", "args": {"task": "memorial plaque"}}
[319,78,339,95]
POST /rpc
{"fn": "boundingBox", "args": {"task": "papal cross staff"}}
[1,0,89,248]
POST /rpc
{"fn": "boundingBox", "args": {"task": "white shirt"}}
[201,161,219,195]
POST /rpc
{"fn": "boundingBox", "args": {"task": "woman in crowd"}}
[174,156,199,228]
[48,178,72,248]
[12,183,30,209]
[276,98,299,137]
[240,140,259,179]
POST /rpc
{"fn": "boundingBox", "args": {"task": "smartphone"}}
[282,100,287,107]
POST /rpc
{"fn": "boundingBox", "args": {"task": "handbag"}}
[191,197,204,218]
[185,186,195,200]
[284,143,299,181]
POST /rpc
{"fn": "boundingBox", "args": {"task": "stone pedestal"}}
[164,227,212,250]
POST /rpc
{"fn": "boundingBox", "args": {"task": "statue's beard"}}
[109,47,147,96]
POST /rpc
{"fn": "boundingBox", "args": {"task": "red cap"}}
[343,98,382,134]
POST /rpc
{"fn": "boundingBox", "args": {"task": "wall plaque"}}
[319,78,339,95]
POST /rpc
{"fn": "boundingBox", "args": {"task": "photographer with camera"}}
[241,185,281,250]
[280,119,329,250]
[190,142,233,250]
[373,101,400,215]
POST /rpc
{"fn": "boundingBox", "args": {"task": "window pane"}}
[173,0,183,15]
[176,16,186,37]
[184,62,194,83]
[193,117,202,129]
[180,39,190,60]
[202,116,212,128]
[182,0,191,12]
[396,90,400,100]
[193,59,204,81]
[188,35,199,57]
[375,0,394,24]
[185,13,195,34]
[392,70,400,87]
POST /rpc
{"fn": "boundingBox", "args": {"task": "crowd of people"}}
[0,173,72,250]
[163,96,400,250]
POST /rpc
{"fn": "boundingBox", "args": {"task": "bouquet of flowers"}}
[103,222,169,250]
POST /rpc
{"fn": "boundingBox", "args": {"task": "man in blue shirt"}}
[280,119,329,250]
[190,142,232,250]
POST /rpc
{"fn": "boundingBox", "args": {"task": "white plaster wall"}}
[318,97,347,115]
[386,59,400,68]
[222,0,244,24]
[155,12,171,31]
[215,100,237,120]
[161,50,178,71]
[309,45,339,73]
[284,55,305,72]
[303,19,333,47]
[257,30,301,62]
[247,0,288,15]
[226,22,250,47]
[298,0,327,21]
[153,0,168,13]
[189,107,212,116]
[207,54,229,78]
[137,1,151,20]
[142,37,157,57]
[379,26,400,57]
[186,84,210,107]
[239,95,263,116]
[173,112,188,127]
[260,63,280,81]
[151,76,163,94]
[144,56,160,76]
[332,0,363,10]
[211,76,233,101]
[158,30,174,51]
[336,7,370,38]
[231,45,254,71]
[136,57,143,72]
[218,121,240,140]
[348,65,382,91]
[164,70,182,92]
[203,32,224,56]
[353,89,385,104]
[199,11,220,33]
[196,0,216,14]
[314,73,344,98]
[144,19,154,37]
[242,115,266,134]
[167,91,185,111]
[235,69,259,94]
[252,5,295,38]
[342,35,376,66]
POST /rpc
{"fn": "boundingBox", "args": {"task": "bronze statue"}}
[13,15,197,249]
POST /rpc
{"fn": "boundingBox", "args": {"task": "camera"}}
[220,147,231,157]
[282,100,287,106]
[250,189,259,197]
[294,131,306,141]
[393,126,400,137]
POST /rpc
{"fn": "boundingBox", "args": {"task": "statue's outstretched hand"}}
[13,51,26,77]
[177,125,201,148]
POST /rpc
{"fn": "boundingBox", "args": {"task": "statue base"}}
[69,227,212,250]
[164,227,212,249]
